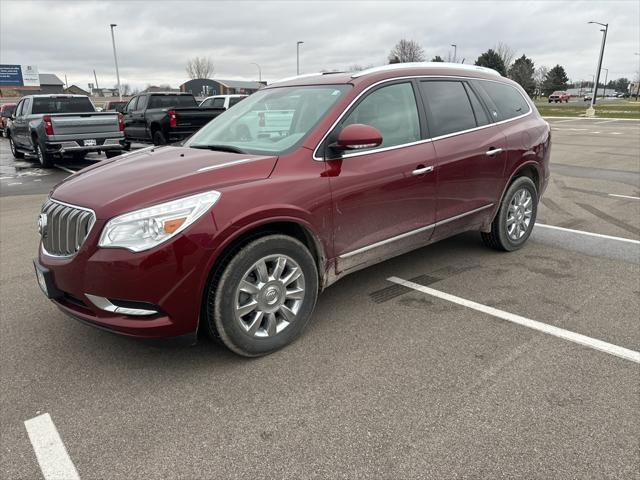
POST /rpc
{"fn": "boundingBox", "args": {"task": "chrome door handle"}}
[412,165,434,176]
[486,148,503,156]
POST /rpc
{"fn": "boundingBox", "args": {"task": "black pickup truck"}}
[122,92,224,145]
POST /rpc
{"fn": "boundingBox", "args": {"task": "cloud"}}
[1,0,638,91]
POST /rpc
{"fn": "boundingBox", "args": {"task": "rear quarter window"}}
[476,81,530,121]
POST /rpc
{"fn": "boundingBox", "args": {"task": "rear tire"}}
[8,134,24,159]
[205,235,319,357]
[481,176,538,252]
[33,140,54,168]
[152,130,166,145]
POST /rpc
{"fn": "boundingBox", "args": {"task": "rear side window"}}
[420,81,477,137]
[229,97,245,107]
[211,98,225,108]
[477,81,530,120]
[148,95,197,109]
[465,84,490,126]
[341,82,420,150]
[32,97,94,114]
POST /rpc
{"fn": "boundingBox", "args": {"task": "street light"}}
[250,62,262,83]
[451,44,457,63]
[296,41,304,75]
[600,67,608,98]
[586,21,608,115]
[109,23,122,101]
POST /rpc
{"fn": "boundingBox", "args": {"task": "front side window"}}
[340,82,420,150]
[186,85,350,156]
[15,101,24,117]
[420,81,477,137]
[125,97,138,113]
[477,81,530,120]
[136,95,148,111]
[211,98,225,108]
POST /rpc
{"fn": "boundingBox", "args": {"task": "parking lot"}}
[1,117,639,479]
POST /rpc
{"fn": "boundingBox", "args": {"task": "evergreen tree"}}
[541,65,569,96]
[474,49,507,76]
[431,55,444,62]
[508,55,536,96]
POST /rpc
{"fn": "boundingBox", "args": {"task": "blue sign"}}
[0,64,23,87]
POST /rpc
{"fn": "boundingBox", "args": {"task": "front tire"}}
[205,235,319,357]
[481,176,538,252]
[8,134,24,159]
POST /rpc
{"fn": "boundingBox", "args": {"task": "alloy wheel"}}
[234,254,305,338]
[506,188,533,241]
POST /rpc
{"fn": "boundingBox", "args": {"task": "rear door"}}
[325,80,438,273]
[419,79,507,240]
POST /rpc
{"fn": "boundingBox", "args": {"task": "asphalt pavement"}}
[1,119,639,479]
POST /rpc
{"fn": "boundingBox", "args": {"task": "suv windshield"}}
[32,97,94,114]
[186,85,350,155]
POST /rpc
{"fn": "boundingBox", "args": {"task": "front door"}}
[323,81,438,273]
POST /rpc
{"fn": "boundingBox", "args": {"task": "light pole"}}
[600,67,608,98]
[451,44,457,63]
[296,41,304,75]
[250,62,262,83]
[109,23,122,101]
[586,21,608,115]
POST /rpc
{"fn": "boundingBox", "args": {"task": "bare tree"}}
[494,42,515,70]
[348,64,374,72]
[117,83,131,96]
[388,39,425,64]
[534,65,549,98]
[186,56,215,79]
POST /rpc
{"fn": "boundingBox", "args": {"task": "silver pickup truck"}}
[6,94,125,167]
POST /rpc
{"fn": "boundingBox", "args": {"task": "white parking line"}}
[0,176,14,180]
[550,119,578,124]
[388,277,640,364]
[535,223,640,245]
[24,413,80,480]
[609,193,640,201]
[594,119,619,125]
[7,182,22,186]
[54,164,77,175]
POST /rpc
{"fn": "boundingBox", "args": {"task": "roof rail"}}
[351,62,501,78]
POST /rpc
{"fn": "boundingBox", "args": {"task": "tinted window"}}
[211,98,225,108]
[32,96,94,114]
[125,97,138,113]
[478,81,530,120]
[229,97,245,107]
[15,101,24,116]
[465,84,490,126]
[200,98,214,107]
[420,81,477,137]
[341,82,420,150]
[148,95,197,109]
[4,105,16,115]
[136,96,148,111]
[22,98,32,115]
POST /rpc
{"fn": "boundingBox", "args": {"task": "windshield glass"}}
[186,85,350,155]
[32,97,94,114]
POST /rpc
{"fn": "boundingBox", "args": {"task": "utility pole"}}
[586,21,608,116]
[93,69,99,89]
[451,44,457,63]
[110,23,122,100]
[601,68,608,98]
[296,41,304,75]
[250,62,262,83]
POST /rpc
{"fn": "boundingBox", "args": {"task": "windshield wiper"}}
[190,144,246,154]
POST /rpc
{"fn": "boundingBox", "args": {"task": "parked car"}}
[103,100,128,113]
[0,103,17,136]
[33,63,551,356]
[7,95,125,167]
[122,92,224,146]
[199,94,247,109]
[548,91,570,103]
[583,94,593,102]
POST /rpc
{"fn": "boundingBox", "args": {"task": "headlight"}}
[98,190,221,252]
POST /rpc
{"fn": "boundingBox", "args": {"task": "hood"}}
[52,146,277,218]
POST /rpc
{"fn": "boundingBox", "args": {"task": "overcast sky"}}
[1,0,638,91]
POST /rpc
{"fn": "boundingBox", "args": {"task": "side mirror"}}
[332,124,383,151]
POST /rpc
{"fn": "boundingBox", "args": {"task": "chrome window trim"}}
[312,75,533,161]
[338,203,494,259]
[40,199,96,258]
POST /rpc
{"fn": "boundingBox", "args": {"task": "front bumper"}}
[35,214,220,341]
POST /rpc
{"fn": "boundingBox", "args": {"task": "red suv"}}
[0,102,16,136]
[34,63,551,356]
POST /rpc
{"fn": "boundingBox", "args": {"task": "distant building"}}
[38,73,65,94]
[64,84,91,96]
[92,87,120,97]
[180,78,264,98]
[143,85,179,93]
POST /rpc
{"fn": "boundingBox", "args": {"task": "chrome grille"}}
[40,199,95,256]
